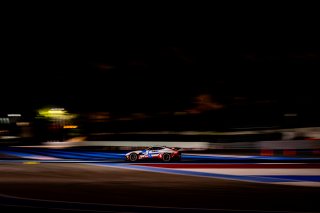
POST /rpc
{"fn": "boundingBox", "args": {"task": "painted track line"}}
[90,163,314,185]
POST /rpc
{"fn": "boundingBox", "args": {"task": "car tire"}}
[162,153,171,162]
[129,153,138,162]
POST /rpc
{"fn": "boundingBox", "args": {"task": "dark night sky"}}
[1,12,320,116]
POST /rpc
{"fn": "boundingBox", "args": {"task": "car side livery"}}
[125,146,181,162]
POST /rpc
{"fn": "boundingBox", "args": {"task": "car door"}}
[149,147,160,158]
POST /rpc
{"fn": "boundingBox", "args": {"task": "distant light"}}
[174,111,187,116]
[48,108,65,114]
[0,118,10,124]
[284,113,297,117]
[8,114,21,117]
[0,136,19,139]
[23,161,40,165]
[38,107,76,120]
[50,108,64,111]
[63,125,78,129]
[16,122,30,126]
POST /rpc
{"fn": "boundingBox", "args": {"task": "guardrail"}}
[43,140,320,151]
[43,141,209,150]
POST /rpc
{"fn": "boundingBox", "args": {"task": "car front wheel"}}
[129,153,138,162]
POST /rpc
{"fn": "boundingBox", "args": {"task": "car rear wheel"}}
[162,153,171,162]
[129,153,138,162]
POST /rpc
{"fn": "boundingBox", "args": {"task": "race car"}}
[125,146,181,162]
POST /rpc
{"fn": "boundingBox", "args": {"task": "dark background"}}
[1,9,319,130]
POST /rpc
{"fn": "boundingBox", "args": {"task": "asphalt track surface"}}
[0,147,320,212]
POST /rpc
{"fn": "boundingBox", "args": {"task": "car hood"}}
[125,150,146,156]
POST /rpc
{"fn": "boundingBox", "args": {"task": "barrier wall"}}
[43,141,209,150]
[43,140,320,151]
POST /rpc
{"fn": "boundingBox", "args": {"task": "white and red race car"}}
[125,146,181,162]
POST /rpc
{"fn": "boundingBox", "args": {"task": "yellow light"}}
[63,125,78,129]
[23,161,40,165]
[38,107,76,120]
[48,109,64,114]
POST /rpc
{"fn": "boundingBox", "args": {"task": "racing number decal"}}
[144,150,160,158]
